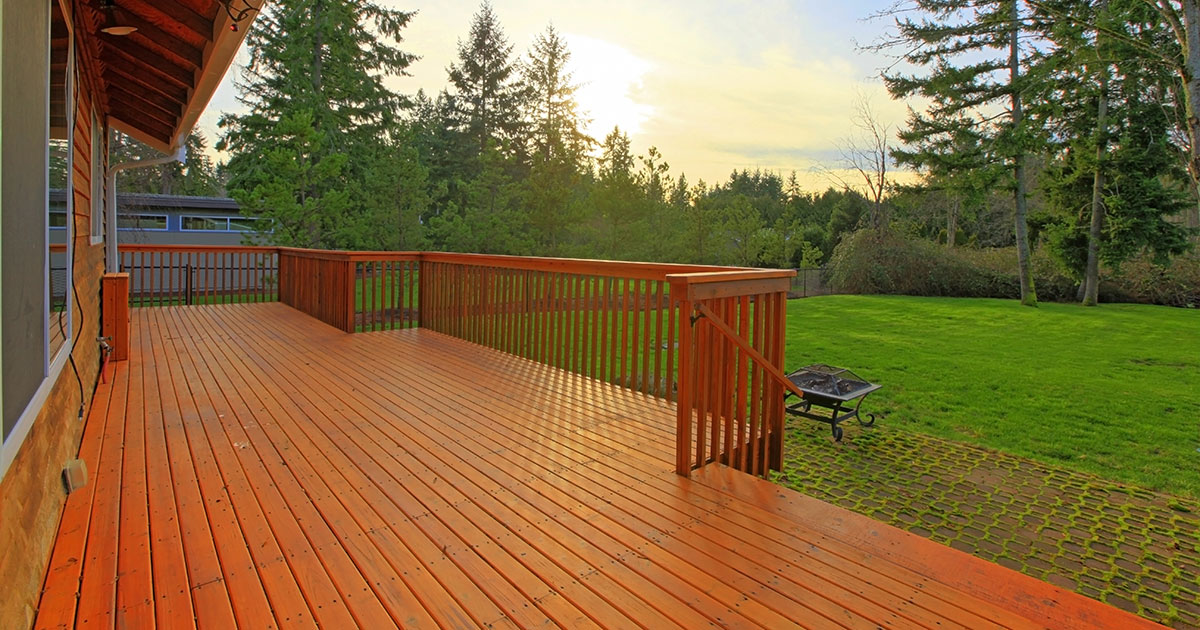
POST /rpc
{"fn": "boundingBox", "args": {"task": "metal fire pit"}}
[785,364,881,441]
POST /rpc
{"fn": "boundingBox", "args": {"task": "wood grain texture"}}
[30,302,1163,630]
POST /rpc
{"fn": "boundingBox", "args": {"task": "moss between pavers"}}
[774,419,1200,630]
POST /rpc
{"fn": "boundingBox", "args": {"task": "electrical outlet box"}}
[62,459,88,494]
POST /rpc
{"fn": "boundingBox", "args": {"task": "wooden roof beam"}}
[116,13,205,70]
[108,84,182,126]
[102,67,189,110]
[110,105,174,143]
[118,0,212,49]
[108,96,178,133]
[101,39,194,90]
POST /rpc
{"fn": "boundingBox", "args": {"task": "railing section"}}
[118,245,278,307]
[351,253,420,332]
[419,253,700,399]
[115,245,797,479]
[277,249,421,333]
[669,270,795,477]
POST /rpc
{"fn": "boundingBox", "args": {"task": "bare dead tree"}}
[821,94,893,229]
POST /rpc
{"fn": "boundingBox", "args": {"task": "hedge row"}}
[826,229,1199,308]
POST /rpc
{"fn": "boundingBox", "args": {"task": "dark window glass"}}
[181,216,226,231]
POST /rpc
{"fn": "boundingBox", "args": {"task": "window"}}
[49,210,68,229]
[228,217,259,232]
[181,216,226,231]
[47,2,74,360]
[91,111,104,243]
[117,214,168,230]
[181,215,268,232]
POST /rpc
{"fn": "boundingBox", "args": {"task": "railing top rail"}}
[667,269,795,301]
[418,251,756,281]
[117,244,279,253]
[110,245,795,283]
[277,247,422,262]
[666,269,797,284]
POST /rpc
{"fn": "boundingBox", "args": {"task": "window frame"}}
[89,109,104,244]
[179,215,270,233]
[116,213,169,231]
[47,4,75,366]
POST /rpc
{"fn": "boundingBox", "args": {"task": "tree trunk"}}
[312,0,324,94]
[1083,21,1109,307]
[1185,2,1200,233]
[1010,0,1038,306]
[948,195,959,247]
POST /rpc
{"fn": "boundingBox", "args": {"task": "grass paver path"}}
[776,420,1200,629]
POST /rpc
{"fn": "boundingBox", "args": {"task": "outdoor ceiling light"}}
[217,0,259,32]
[99,0,137,36]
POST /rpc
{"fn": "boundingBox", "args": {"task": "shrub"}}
[827,228,1199,306]
[827,229,1015,298]
[1105,252,1200,308]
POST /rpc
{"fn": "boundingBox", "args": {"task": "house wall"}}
[0,0,106,626]
[1,0,49,434]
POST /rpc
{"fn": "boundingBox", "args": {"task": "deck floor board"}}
[33,302,1163,630]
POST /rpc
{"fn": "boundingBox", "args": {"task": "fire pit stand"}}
[784,364,881,442]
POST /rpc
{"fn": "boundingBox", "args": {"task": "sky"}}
[199,0,918,192]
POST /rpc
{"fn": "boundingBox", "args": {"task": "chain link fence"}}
[789,267,833,298]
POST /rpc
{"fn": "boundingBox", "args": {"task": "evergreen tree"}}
[1031,0,1199,231]
[594,127,643,258]
[446,3,528,160]
[881,0,1048,305]
[1039,0,1191,291]
[522,25,592,254]
[892,97,1002,248]
[427,145,532,254]
[524,24,592,163]
[112,131,222,196]
[219,0,417,248]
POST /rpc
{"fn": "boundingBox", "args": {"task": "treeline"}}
[116,1,1198,305]
[205,1,865,268]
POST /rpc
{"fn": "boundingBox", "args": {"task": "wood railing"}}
[277,249,421,333]
[117,244,279,306]
[114,245,796,478]
[351,252,421,332]
[418,253,734,399]
[669,270,795,477]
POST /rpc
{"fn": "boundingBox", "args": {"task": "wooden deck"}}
[34,302,1161,629]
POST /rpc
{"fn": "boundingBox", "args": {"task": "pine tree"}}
[1039,0,1191,293]
[446,3,528,160]
[524,24,592,163]
[892,102,1001,248]
[112,131,222,196]
[593,127,643,257]
[218,0,417,248]
[522,25,592,254]
[881,0,1047,305]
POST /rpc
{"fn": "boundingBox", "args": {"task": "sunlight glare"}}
[562,33,655,140]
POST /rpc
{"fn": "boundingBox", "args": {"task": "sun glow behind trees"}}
[561,33,655,139]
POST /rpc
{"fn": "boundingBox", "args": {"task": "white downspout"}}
[105,141,187,272]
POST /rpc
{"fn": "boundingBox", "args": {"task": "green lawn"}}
[784,295,1200,499]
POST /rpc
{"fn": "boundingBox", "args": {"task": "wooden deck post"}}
[102,273,130,361]
[669,277,693,476]
[344,259,356,333]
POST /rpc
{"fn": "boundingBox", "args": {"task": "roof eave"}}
[168,0,264,151]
